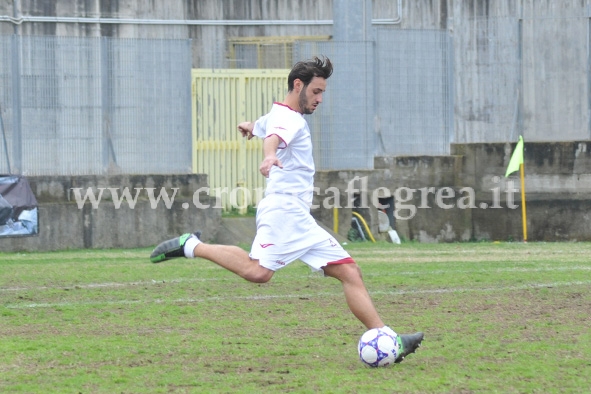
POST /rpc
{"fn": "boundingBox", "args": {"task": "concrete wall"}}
[2,1,590,246]
[313,141,591,242]
[3,0,590,143]
[0,174,222,252]
[2,141,590,252]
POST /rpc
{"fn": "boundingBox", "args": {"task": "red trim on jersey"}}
[265,133,287,149]
[326,257,356,265]
[273,101,300,114]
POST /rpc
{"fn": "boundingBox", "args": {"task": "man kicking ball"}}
[150,56,423,363]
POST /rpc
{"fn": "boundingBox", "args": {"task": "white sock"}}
[183,235,202,258]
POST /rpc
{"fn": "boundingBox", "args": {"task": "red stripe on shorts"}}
[326,257,356,265]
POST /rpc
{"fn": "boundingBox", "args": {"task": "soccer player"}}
[150,56,423,363]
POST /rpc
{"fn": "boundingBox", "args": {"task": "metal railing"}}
[0,35,192,175]
[3,16,590,178]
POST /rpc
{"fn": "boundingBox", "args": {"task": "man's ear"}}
[293,79,304,93]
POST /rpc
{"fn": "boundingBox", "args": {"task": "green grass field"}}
[2,242,590,393]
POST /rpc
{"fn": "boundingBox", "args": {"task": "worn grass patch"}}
[1,242,590,393]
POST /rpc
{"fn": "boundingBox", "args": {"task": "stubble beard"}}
[299,87,314,115]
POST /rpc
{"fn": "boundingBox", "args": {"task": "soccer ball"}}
[358,326,399,367]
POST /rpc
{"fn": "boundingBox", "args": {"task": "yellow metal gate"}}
[192,69,289,212]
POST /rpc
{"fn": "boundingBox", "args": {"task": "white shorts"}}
[250,193,354,271]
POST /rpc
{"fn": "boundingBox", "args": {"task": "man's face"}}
[298,76,327,115]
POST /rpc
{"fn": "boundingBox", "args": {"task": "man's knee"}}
[324,262,363,282]
[245,266,274,283]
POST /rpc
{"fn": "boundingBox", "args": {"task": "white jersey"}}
[252,102,315,206]
[249,102,353,272]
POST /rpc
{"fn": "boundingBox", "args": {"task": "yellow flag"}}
[505,136,524,177]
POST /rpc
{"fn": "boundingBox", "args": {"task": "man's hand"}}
[259,155,283,178]
[238,121,254,140]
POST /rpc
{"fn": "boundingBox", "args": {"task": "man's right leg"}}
[193,243,274,283]
[150,233,274,283]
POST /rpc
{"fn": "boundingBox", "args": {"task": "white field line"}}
[5,280,591,310]
[0,278,223,292]
[1,265,590,293]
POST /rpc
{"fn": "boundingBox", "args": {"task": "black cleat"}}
[150,231,201,263]
[395,332,424,363]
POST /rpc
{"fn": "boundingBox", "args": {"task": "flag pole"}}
[519,162,527,243]
[505,136,526,242]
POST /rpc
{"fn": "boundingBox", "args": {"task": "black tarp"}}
[0,193,12,224]
[0,176,38,237]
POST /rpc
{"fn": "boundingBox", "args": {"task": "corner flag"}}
[505,136,524,177]
[504,135,527,242]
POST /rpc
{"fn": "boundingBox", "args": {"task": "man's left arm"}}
[259,135,283,178]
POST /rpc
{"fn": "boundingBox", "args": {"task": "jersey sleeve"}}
[264,117,299,149]
[252,113,270,139]
[252,105,302,148]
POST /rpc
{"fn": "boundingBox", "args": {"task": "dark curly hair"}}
[287,56,333,91]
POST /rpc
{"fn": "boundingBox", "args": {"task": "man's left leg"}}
[323,261,424,363]
[322,262,384,329]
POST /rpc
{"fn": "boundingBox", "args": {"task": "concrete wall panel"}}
[0,174,221,252]
[315,141,591,242]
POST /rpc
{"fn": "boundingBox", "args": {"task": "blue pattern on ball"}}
[358,328,399,367]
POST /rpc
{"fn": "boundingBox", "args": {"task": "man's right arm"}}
[237,121,255,140]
